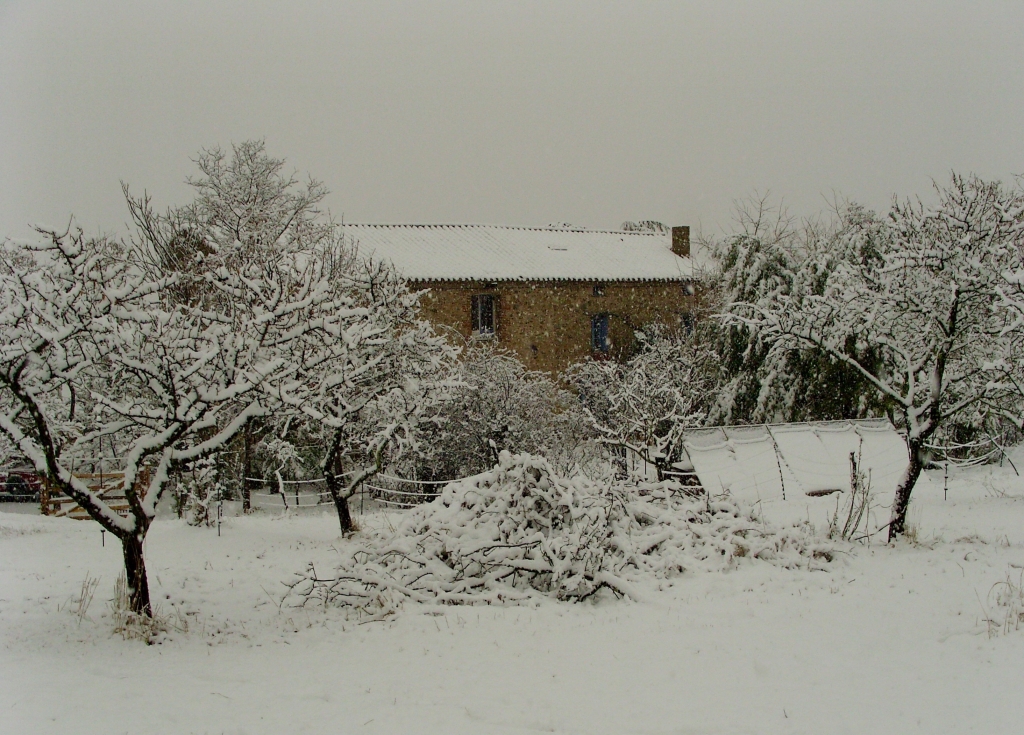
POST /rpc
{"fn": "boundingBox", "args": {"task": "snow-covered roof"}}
[341,224,694,282]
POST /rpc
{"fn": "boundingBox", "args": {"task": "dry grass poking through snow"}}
[108,572,191,643]
[286,452,834,616]
[982,565,1024,636]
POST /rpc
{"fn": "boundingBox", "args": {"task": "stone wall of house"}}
[413,279,694,374]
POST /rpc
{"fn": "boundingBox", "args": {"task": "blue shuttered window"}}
[591,313,609,353]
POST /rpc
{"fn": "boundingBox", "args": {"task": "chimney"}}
[671,226,690,258]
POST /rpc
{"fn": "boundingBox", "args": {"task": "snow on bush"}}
[286,452,832,615]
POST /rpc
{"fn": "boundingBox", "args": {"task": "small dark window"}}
[471,294,495,337]
[593,282,605,297]
[591,313,610,353]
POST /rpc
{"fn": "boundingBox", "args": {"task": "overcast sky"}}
[2,1,1023,240]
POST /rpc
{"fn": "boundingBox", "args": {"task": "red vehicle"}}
[0,466,43,502]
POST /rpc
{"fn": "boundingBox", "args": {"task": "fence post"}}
[40,476,50,516]
[765,425,787,501]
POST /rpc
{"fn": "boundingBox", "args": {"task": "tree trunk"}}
[655,456,667,482]
[242,422,252,513]
[324,448,357,536]
[121,533,153,617]
[888,439,925,541]
[331,492,356,535]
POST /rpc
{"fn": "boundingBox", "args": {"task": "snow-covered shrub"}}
[286,452,831,615]
[246,433,319,494]
[411,345,597,481]
[566,324,718,477]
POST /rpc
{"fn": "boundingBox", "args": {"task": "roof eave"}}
[407,275,693,283]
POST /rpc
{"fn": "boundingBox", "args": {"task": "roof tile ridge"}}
[342,223,498,229]
[341,222,664,235]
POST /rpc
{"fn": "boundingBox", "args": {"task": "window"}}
[593,282,605,297]
[471,294,495,337]
[680,312,694,335]
[591,313,610,353]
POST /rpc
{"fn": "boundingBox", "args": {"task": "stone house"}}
[343,223,700,374]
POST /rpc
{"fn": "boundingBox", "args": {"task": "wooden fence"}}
[40,470,148,520]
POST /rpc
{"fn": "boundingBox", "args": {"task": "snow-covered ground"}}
[2,465,1023,735]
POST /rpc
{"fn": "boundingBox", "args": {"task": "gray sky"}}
[2,0,1023,241]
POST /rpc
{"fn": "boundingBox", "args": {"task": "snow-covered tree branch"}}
[721,175,1024,540]
[705,197,887,424]
[266,254,459,534]
[0,220,363,615]
[0,141,414,616]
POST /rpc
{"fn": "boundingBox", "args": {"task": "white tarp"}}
[682,419,920,505]
[679,426,786,501]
